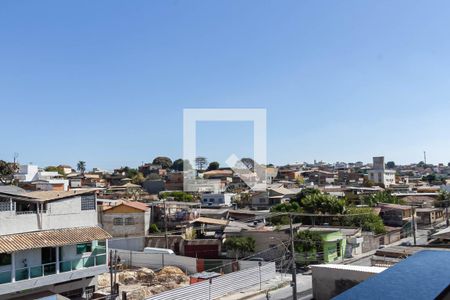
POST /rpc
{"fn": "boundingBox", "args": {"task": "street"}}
[248,274,312,300]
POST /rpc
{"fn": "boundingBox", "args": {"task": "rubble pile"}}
[98,266,189,300]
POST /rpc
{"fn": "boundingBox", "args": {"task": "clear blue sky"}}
[1,1,450,170]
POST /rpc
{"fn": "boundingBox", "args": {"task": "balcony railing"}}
[0,253,107,285]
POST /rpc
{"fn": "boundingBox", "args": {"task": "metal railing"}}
[0,253,107,284]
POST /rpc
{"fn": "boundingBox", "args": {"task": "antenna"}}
[423,151,427,165]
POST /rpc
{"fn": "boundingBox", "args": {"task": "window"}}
[0,200,11,212]
[113,217,123,226]
[336,242,341,256]
[81,195,96,211]
[76,243,92,254]
[125,217,135,225]
[0,253,11,266]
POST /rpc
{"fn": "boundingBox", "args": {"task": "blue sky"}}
[1,1,450,170]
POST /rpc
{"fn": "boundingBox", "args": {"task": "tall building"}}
[368,156,396,187]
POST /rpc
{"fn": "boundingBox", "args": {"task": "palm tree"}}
[77,161,86,174]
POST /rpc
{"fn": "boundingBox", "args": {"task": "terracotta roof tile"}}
[0,226,111,253]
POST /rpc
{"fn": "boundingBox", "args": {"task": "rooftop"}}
[0,226,111,253]
[333,250,450,300]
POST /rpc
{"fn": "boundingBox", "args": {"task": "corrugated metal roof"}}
[0,226,111,253]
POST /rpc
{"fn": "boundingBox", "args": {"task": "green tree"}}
[195,157,208,171]
[0,160,18,184]
[160,191,194,202]
[171,159,184,171]
[343,207,386,234]
[77,161,86,174]
[152,157,173,169]
[300,193,345,214]
[131,172,145,185]
[45,166,65,176]
[362,191,404,206]
[295,230,323,253]
[386,161,396,169]
[224,237,256,258]
[149,224,160,233]
[291,188,321,204]
[206,161,220,171]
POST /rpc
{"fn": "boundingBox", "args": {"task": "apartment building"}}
[0,189,111,299]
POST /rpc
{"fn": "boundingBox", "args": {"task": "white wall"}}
[0,195,98,235]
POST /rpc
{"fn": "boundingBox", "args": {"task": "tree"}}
[386,161,396,169]
[131,172,145,185]
[295,230,323,253]
[0,160,18,184]
[146,173,162,180]
[206,161,220,171]
[423,174,437,184]
[195,157,208,171]
[291,188,321,204]
[362,191,404,206]
[300,193,345,214]
[171,159,193,171]
[171,159,184,171]
[149,224,160,233]
[224,237,256,258]
[152,157,173,169]
[343,207,385,234]
[160,191,194,202]
[77,161,86,174]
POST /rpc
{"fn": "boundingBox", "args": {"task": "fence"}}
[145,262,276,300]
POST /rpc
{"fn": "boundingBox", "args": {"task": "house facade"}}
[0,189,111,299]
[100,201,151,237]
[200,193,235,208]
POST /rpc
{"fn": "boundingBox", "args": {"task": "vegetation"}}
[361,191,404,207]
[152,156,173,169]
[224,236,256,258]
[206,161,220,171]
[295,230,323,253]
[149,224,160,233]
[160,191,194,202]
[195,157,208,171]
[77,161,86,174]
[131,172,145,184]
[343,207,385,234]
[171,159,193,171]
[300,193,345,214]
[291,188,321,204]
[44,166,66,176]
[386,161,396,169]
[0,160,18,184]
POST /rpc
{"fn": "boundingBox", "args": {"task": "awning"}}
[0,226,112,253]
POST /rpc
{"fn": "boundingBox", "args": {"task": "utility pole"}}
[164,200,169,249]
[289,214,298,300]
[411,206,416,246]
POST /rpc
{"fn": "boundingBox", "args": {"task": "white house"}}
[14,164,69,191]
[200,193,235,208]
[0,189,111,299]
[367,157,396,187]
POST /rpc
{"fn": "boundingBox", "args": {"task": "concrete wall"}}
[312,264,386,300]
[113,249,197,274]
[0,195,98,235]
[108,237,146,251]
[102,212,147,237]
